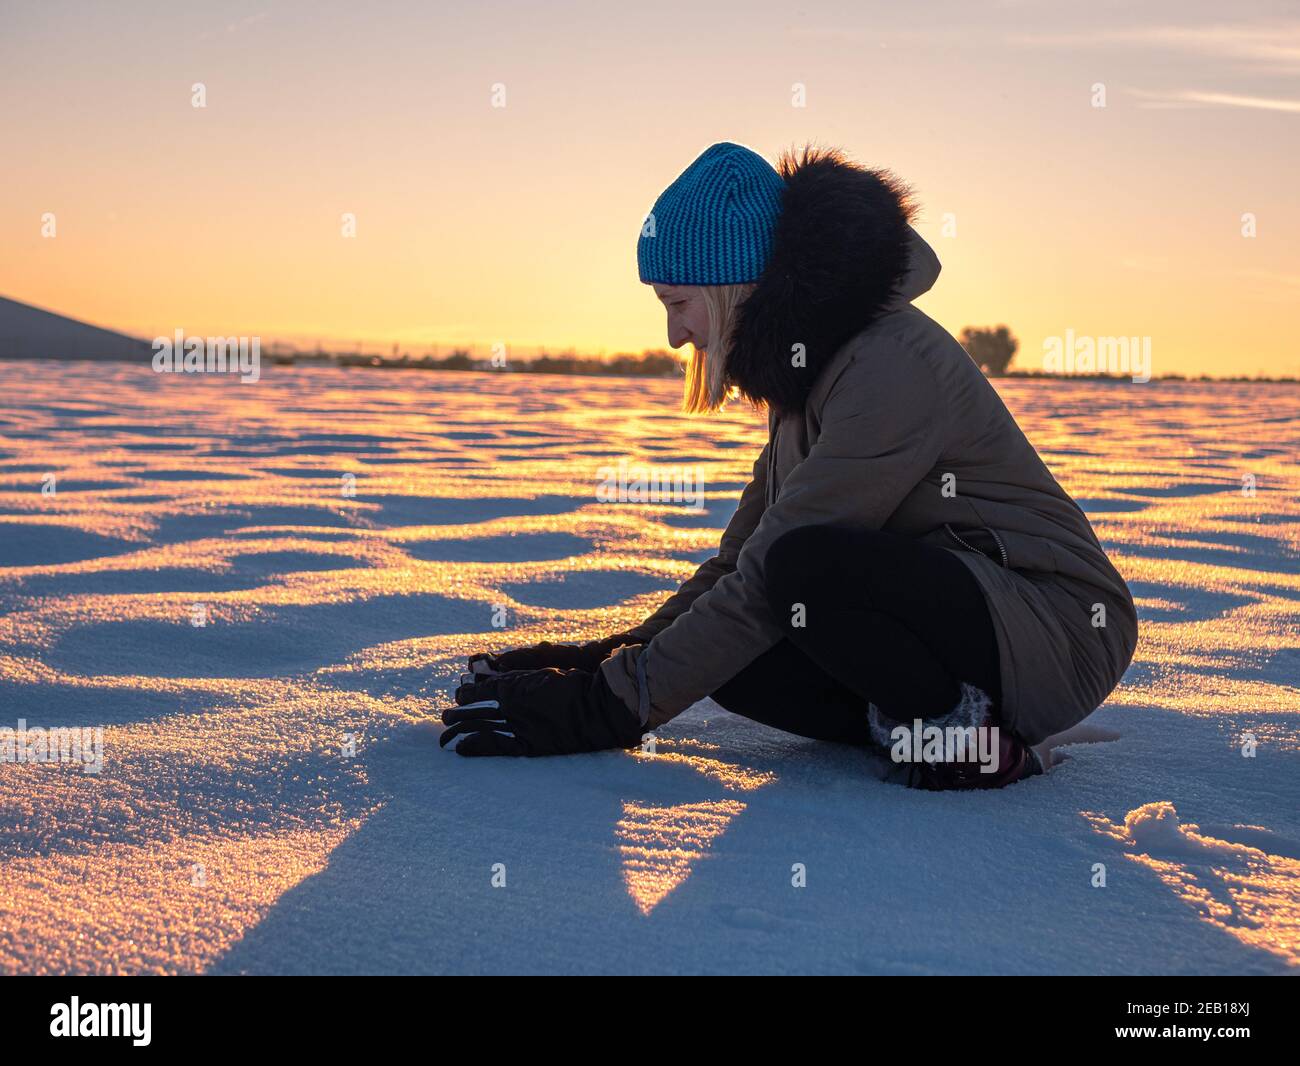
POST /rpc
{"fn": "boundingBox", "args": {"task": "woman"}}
[442,142,1138,790]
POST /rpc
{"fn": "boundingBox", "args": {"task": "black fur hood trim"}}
[726,147,916,413]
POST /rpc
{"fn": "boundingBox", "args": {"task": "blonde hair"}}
[681,283,755,413]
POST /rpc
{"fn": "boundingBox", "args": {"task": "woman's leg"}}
[760,525,1002,723]
[711,638,876,744]
[711,525,1039,788]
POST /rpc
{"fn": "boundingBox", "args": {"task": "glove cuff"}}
[599,645,648,731]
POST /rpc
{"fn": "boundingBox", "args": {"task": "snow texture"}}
[0,363,1296,974]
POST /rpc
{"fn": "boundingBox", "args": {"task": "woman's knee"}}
[764,525,865,621]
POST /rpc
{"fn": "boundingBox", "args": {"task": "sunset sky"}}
[2,0,1296,377]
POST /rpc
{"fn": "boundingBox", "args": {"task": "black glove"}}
[466,633,639,678]
[440,666,644,757]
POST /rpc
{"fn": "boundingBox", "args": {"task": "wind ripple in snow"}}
[0,364,1297,974]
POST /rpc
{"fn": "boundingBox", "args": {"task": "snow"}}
[1120,802,1253,860]
[0,363,1297,974]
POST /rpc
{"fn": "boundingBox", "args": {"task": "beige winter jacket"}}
[602,160,1137,745]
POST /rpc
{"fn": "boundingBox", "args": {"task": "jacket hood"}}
[726,147,933,413]
[892,225,941,306]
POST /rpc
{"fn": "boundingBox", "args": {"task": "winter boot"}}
[867,682,1044,791]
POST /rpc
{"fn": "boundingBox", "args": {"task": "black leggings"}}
[710,526,1002,745]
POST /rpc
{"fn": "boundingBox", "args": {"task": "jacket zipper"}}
[988,526,1008,568]
[944,522,1009,568]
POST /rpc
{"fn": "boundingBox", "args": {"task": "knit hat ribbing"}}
[637,142,785,285]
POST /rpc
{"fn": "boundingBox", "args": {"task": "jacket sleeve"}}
[621,441,771,643]
[602,346,946,728]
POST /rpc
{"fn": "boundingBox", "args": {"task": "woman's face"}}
[652,283,710,350]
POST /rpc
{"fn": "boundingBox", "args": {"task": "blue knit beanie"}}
[637,142,785,285]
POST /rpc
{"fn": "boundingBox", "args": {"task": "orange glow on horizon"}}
[1,5,1297,378]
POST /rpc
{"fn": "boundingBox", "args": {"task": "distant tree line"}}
[519,351,681,377]
[294,331,1299,383]
[327,349,682,378]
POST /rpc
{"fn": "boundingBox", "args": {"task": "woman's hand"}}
[466,634,638,678]
[440,667,644,757]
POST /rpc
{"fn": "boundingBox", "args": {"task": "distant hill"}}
[0,295,152,361]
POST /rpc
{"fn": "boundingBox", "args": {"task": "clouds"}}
[1011,22,1300,75]
[1012,17,1300,114]
[1130,88,1300,113]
